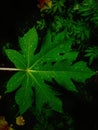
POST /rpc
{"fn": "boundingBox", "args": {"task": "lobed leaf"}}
[5,49,26,69]
[30,72,63,113]
[19,27,38,67]
[5,27,95,114]
[6,72,25,93]
[15,73,34,114]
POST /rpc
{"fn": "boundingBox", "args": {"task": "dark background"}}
[0,0,38,43]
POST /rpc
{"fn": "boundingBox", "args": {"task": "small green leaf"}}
[85,46,98,65]
[89,56,94,65]
[84,53,92,57]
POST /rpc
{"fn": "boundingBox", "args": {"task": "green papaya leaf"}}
[5,27,95,114]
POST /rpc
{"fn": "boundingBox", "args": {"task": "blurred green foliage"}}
[85,46,98,65]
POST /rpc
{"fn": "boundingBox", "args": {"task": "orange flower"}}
[38,0,52,11]
[16,116,25,126]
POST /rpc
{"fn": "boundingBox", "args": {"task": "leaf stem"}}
[0,67,22,71]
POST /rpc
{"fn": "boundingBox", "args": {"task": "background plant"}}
[85,46,98,65]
